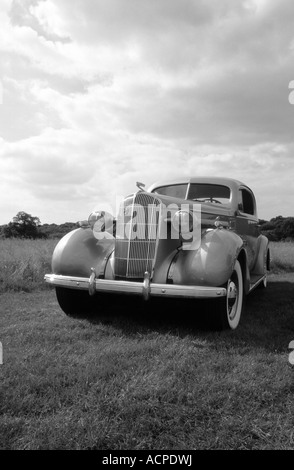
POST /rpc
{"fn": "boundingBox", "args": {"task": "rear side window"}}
[238,189,256,215]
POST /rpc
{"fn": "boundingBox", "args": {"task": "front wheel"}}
[56,287,96,317]
[209,260,244,330]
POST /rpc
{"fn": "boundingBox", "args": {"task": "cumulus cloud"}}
[0,0,294,224]
[10,0,71,43]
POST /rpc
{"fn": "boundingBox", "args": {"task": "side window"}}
[238,190,244,212]
[238,189,255,216]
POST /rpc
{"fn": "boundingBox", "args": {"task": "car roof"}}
[148,176,250,192]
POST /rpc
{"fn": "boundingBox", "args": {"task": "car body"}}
[45,177,270,330]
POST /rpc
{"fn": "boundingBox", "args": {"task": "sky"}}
[0,0,294,225]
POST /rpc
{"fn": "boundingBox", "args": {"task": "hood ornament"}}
[136,181,146,191]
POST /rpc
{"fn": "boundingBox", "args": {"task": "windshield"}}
[153,183,231,205]
[153,184,188,199]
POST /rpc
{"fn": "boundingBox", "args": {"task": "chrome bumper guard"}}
[44,271,226,300]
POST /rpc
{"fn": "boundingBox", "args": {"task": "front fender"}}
[171,229,244,286]
[52,228,114,278]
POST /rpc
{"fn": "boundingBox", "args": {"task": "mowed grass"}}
[0,239,294,449]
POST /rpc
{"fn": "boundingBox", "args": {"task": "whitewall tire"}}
[208,259,244,330]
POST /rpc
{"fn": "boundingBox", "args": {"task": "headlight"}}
[88,211,104,229]
[172,210,199,240]
[172,210,192,232]
[88,211,114,236]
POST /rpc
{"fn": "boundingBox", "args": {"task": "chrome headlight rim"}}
[88,211,106,230]
[172,209,198,236]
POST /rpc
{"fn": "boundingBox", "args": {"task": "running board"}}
[249,274,266,292]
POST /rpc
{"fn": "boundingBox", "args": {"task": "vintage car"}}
[45,177,270,330]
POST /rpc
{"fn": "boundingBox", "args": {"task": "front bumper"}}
[44,272,226,300]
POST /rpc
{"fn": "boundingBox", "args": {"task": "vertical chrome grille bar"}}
[126,194,135,278]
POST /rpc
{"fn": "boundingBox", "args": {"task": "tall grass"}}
[0,239,293,293]
[0,238,58,293]
[270,241,294,273]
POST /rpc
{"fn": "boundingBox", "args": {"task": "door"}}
[236,188,259,270]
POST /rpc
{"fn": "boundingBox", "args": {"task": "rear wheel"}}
[56,287,96,317]
[209,260,244,330]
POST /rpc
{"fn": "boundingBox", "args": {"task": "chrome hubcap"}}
[227,280,238,320]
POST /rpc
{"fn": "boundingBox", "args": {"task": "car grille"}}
[114,192,161,280]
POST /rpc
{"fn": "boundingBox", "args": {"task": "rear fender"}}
[52,228,115,278]
[251,235,270,276]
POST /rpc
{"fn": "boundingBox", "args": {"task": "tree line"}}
[259,216,294,241]
[0,211,293,241]
[0,211,78,240]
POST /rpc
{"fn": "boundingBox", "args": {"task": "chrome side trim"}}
[44,273,227,299]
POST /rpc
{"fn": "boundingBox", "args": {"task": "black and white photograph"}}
[0,0,294,453]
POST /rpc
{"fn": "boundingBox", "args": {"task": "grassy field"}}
[0,238,58,293]
[0,238,293,293]
[270,241,294,272]
[0,239,294,449]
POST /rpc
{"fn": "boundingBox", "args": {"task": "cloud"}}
[10,0,71,43]
[0,0,294,224]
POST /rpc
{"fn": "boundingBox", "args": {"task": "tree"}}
[260,215,294,241]
[281,217,294,239]
[4,211,41,239]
